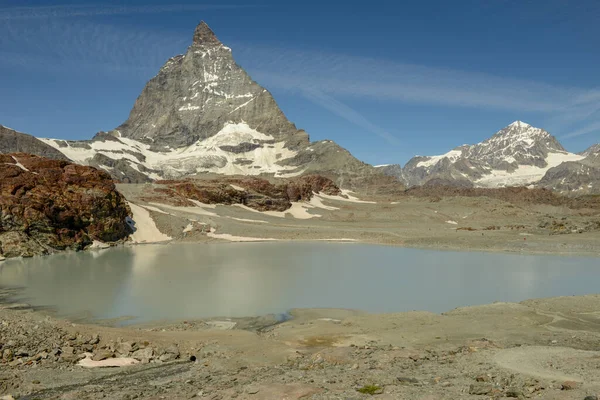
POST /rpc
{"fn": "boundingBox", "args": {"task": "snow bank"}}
[207,229,278,242]
[78,353,139,368]
[128,202,172,243]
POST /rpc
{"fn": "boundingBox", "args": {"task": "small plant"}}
[356,384,382,395]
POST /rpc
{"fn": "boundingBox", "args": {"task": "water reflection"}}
[0,243,597,323]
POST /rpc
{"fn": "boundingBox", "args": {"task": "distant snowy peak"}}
[400,121,587,191]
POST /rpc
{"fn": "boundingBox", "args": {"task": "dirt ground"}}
[117,182,600,257]
[2,291,600,400]
[1,183,599,399]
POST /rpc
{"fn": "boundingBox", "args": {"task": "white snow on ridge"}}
[39,122,300,179]
[476,152,585,188]
[416,149,463,168]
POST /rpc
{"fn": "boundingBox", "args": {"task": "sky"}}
[1,0,599,166]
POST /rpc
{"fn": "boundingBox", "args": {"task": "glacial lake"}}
[0,243,598,324]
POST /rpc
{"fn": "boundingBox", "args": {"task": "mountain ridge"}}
[379,121,599,194]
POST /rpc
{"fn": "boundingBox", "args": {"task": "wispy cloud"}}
[236,45,600,140]
[563,121,600,139]
[301,88,401,146]
[0,4,253,20]
[1,14,599,143]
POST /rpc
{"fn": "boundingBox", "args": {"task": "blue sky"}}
[1,0,599,165]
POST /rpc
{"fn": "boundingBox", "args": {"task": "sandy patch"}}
[187,199,217,209]
[140,205,172,215]
[227,217,269,224]
[233,203,321,219]
[207,228,278,242]
[318,189,376,204]
[128,203,172,243]
[310,194,340,210]
[314,238,357,242]
[150,202,218,217]
[183,223,194,233]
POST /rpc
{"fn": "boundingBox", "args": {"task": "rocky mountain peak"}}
[479,121,564,156]
[192,21,221,47]
[581,144,600,157]
[508,120,531,129]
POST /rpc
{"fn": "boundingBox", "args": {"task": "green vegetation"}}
[356,384,383,395]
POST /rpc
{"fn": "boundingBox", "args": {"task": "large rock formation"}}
[0,153,132,258]
[387,121,594,193]
[145,175,341,212]
[36,22,383,188]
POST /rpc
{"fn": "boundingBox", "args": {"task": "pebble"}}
[245,386,260,394]
[562,381,579,391]
[469,383,493,395]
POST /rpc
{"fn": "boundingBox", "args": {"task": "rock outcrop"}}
[0,153,131,258]
[146,175,341,212]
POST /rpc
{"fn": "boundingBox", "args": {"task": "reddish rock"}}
[151,175,341,212]
[0,153,131,258]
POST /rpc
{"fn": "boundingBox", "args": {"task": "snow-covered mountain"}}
[381,121,598,193]
[35,22,378,185]
[537,143,600,194]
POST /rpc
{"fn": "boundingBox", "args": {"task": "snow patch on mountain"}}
[40,122,301,180]
[476,152,585,188]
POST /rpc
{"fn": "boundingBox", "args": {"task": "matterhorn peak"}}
[193,21,221,47]
[508,120,531,128]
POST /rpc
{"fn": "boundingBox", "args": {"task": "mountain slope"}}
[400,121,587,190]
[37,22,379,186]
[537,143,600,194]
[0,125,69,160]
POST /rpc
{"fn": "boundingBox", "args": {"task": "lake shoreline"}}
[1,292,600,399]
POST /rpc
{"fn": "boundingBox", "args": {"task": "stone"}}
[506,387,524,398]
[2,348,13,361]
[562,381,579,391]
[15,348,29,357]
[397,377,419,385]
[245,386,260,395]
[475,374,491,382]
[61,346,74,355]
[116,342,134,355]
[584,396,598,400]
[92,350,114,361]
[132,347,154,362]
[89,335,100,345]
[165,344,180,357]
[469,383,493,395]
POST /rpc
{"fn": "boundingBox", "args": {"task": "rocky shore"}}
[1,289,600,399]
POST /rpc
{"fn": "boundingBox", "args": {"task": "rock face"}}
[36,21,382,187]
[0,125,69,161]
[0,153,131,258]
[147,175,341,212]
[399,121,591,192]
[537,144,600,194]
